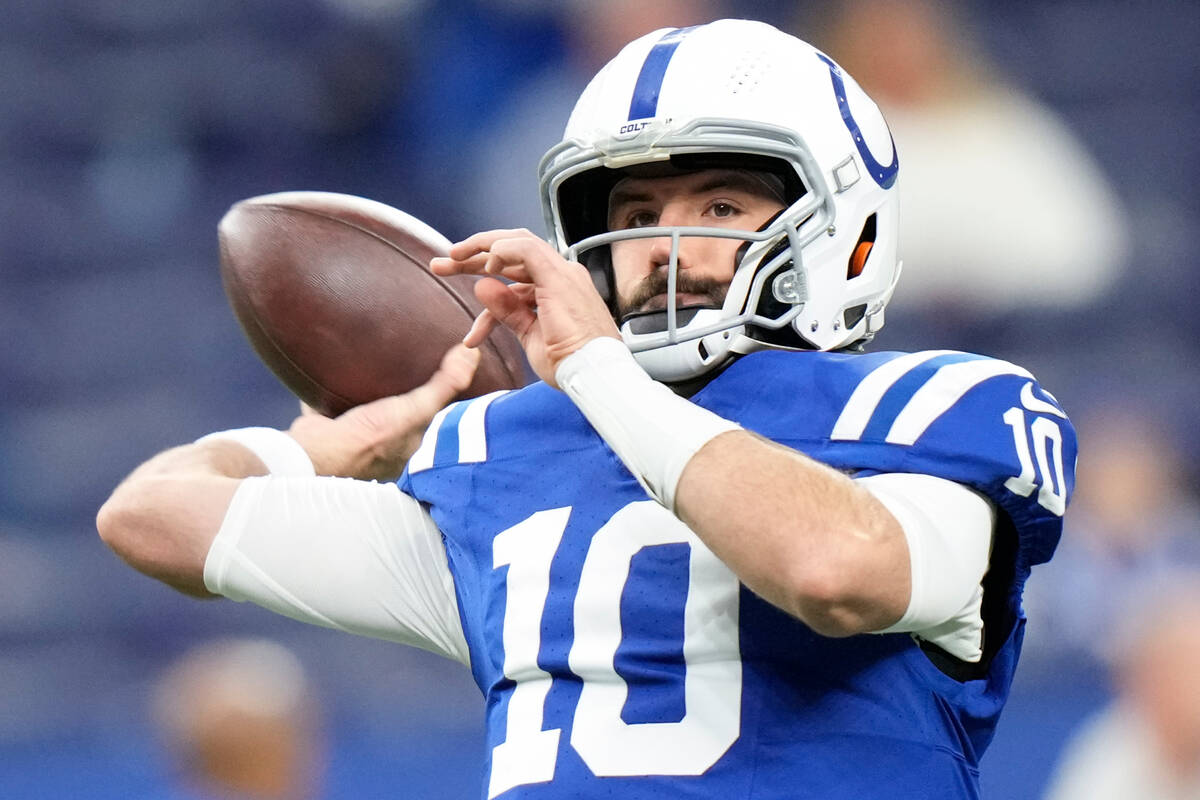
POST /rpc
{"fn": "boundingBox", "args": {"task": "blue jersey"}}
[399,348,1076,800]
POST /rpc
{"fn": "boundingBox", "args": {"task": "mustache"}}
[617,270,729,318]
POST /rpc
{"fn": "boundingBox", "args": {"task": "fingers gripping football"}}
[432,230,620,387]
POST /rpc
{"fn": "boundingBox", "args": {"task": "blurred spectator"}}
[0,0,414,528]
[1022,403,1200,668]
[1043,574,1200,799]
[812,0,1128,324]
[388,0,568,235]
[154,638,325,800]
[456,0,725,236]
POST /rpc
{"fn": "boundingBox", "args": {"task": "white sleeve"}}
[203,475,469,665]
[855,472,996,663]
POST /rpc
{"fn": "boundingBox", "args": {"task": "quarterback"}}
[99,20,1076,799]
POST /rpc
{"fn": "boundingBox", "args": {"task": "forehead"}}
[608,168,784,208]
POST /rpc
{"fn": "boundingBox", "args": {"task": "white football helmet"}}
[538,19,901,382]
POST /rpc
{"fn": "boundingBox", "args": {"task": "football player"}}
[99,20,1076,799]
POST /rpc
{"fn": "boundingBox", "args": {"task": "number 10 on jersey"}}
[489,502,742,797]
[1003,406,1068,516]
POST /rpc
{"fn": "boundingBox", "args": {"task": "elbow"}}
[95,480,217,599]
[97,485,139,559]
[782,530,901,638]
[787,572,870,638]
[97,481,160,572]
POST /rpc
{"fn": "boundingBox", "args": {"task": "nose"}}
[647,203,695,269]
[648,235,674,270]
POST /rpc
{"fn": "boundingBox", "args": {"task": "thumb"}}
[368,344,481,429]
[410,343,481,412]
[324,345,481,479]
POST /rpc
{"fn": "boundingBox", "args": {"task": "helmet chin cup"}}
[622,308,740,383]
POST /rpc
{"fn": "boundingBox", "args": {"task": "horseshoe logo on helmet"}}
[816,53,899,190]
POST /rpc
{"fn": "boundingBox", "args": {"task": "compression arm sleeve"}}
[856,472,996,662]
[557,337,741,510]
[203,476,469,664]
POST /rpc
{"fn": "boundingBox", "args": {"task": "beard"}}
[616,270,730,321]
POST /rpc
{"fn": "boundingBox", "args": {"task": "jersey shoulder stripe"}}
[884,358,1034,446]
[407,390,510,475]
[831,350,1032,445]
[407,402,457,475]
[458,388,502,463]
[830,350,959,440]
[855,352,989,442]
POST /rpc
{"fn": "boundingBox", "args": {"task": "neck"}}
[666,357,738,398]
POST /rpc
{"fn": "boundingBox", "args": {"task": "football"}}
[217,191,529,417]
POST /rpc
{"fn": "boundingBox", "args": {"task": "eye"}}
[623,210,659,229]
[709,201,739,219]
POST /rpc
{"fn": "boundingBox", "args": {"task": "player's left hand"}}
[287,343,480,480]
[430,229,620,388]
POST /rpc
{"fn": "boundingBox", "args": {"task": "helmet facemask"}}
[543,120,837,382]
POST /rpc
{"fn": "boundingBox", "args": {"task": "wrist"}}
[557,337,741,511]
[195,427,316,477]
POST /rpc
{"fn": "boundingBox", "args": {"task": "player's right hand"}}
[287,344,480,480]
[431,229,621,388]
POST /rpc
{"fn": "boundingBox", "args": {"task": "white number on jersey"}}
[488,501,741,798]
[1003,406,1068,516]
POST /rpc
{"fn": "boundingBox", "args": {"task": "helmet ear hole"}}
[843,303,868,329]
[848,214,877,279]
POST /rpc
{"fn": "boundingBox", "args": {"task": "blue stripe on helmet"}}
[627,26,699,122]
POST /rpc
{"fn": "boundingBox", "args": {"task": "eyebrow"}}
[608,170,783,216]
[691,171,779,198]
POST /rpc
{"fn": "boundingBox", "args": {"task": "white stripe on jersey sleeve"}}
[884,359,1033,446]
[830,351,956,441]
[407,402,458,475]
[457,390,508,464]
[204,475,469,664]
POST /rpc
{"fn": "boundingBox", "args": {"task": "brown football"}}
[217,191,528,417]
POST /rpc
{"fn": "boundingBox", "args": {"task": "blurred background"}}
[1,0,1197,797]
